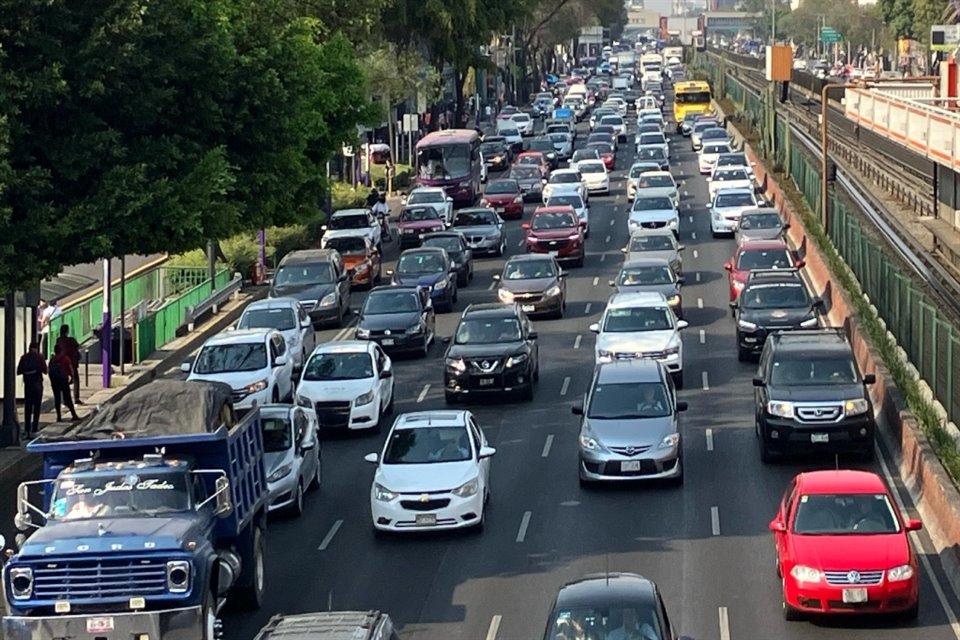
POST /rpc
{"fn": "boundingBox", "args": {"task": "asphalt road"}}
[4,101,958,639]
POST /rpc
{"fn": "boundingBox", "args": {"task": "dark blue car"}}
[387,247,458,312]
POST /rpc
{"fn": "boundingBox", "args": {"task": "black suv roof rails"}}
[771,327,848,339]
[746,268,800,280]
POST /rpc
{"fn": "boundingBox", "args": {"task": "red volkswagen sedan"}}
[481,178,524,220]
[723,239,803,306]
[770,470,921,621]
[522,206,585,267]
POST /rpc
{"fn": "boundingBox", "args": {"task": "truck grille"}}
[314,401,352,428]
[796,405,843,423]
[32,557,168,599]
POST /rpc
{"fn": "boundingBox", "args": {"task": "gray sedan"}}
[262,404,321,517]
[494,254,566,318]
[622,229,684,275]
[736,208,789,245]
[451,208,506,257]
[610,258,685,318]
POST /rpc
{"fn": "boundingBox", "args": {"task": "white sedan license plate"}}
[549,250,559,257]
[381,338,394,346]
[621,460,642,472]
[415,514,437,526]
[479,377,495,387]
[87,617,115,633]
[811,433,830,443]
[842,588,868,603]
[521,304,536,312]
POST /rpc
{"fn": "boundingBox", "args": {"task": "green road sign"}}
[820,27,842,43]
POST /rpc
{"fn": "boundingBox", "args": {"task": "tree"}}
[879,0,916,39]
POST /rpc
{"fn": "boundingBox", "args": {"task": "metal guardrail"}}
[185,273,243,331]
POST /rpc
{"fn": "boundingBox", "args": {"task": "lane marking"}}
[560,376,571,396]
[600,253,606,262]
[417,383,430,402]
[718,606,731,640]
[699,329,706,344]
[517,238,525,247]
[711,506,721,536]
[585,302,592,315]
[688,215,694,223]
[691,231,697,239]
[592,276,600,287]
[697,298,703,309]
[574,335,582,350]
[696,272,701,282]
[541,434,555,458]
[318,519,343,551]
[604,234,611,243]
[516,511,532,542]
[609,219,615,226]
[692,249,699,259]
[701,371,710,391]
[486,615,502,640]
[706,428,714,451]
[488,280,497,291]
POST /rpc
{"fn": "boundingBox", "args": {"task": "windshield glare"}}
[532,212,577,230]
[588,382,672,419]
[401,207,441,222]
[737,249,792,270]
[740,213,782,229]
[262,417,293,453]
[417,145,470,180]
[504,260,556,280]
[275,263,335,287]
[329,214,369,230]
[455,318,521,344]
[620,266,674,285]
[51,472,191,519]
[793,493,899,535]
[637,176,673,188]
[633,197,673,211]
[770,356,859,385]
[485,180,519,194]
[398,253,446,274]
[629,235,674,251]
[580,163,604,173]
[551,173,578,184]
[383,426,471,464]
[364,291,420,314]
[195,343,266,374]
[715,193,755,208]
[602,306,673,332]
[547,195,583,209]
[455,211,498,226]
[742,284,809,308]
[423,237,461,253]
[238,308,296,332]
[714,170,748,181]
[302,352,373,381]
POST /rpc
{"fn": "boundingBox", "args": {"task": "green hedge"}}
[370,163,414,191]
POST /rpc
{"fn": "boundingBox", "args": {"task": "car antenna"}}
[605,554,610,585]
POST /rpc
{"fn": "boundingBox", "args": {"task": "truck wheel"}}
[202,589,219,640]
[235,527,266,609]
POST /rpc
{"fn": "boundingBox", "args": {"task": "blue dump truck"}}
[2,380,270,640]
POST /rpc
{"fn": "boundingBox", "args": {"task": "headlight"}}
[451,478,480,497]
[800,317,819,328]
[319,292,337,307]
[887,564,915,582]
[767,401,794,419]
[268,463,293,483]
[597,349,614,362]
[374,483,398,502]
[434,278,448,290]
[628,220,640,228]
[568,233,581,240]
[738,319,758,330]
[354,261,370,273]
[666,295,680,306]
[356,327,371,339]
[244,379,269,395]
[498,288,515,303]
[446,357,466,373]
[296,395,312,408]
[789,565,823,583]
[355,390,375,407]
[659,433,680,449]
[165,560,191,593]
[405,322,424,335]
[664,345,680,356]
[481,199,491,207]
[545,284,562,297]
[668,218,678,227]
[505,353,528,368]
[579,433,603,451]
[9,567,33,599]
[844,398,870,416]
[513,196,523,203]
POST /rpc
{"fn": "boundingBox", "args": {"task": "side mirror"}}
[723,262,733,271]
[274,354,288,367]
[676,320,689,329]
[608,280,616,287]
[478,446,497,459]
[730,302,739,309]
[769,519,787,533]
[380,369,393,379]
[492,274,501,281]
[320,225,328,231]
[905,518,923,531]
[571,404,584,415]
[215,476,233,517]
[752,377,765,387]
[440,336,452,344]
[813,297,826,309]
[676,401,688,412]
[677,276,686,284]
[620,247,627,253]
[588,322,600,333]
[863,373,877,385]
[795,259,806,268]
[521,223,531,230]
[179,361,192,373]
[446,197,454,203]
[527,331,538,340]
[301,318,313,329]
[678,244,686,251]
[364,452,379,464]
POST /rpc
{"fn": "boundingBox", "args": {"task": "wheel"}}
[468,265,474,281]
[672,371,684,390]
[385,387,395,414]
[782,585,802,621]
[234,526,266,608]
[373,526,389,540]
[759,435,776,464]
[288,481,304,518]
[202,588,219,640]
[458,271,469,287]
[472,507,486,533]
[737,345,750,362]
[574,255,585,268]
[579,475,594,489]
[309,452,322,490]
[496,239,505,256]
[420,337,430,359]
[375,263,382,283]
[670,466,684,486]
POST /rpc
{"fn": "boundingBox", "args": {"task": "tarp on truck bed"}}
[35,380,234,442]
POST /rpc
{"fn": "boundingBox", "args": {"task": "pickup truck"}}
[2,380,270,640]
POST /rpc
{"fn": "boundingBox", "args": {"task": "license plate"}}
[549,250,559,257]
[479,377,495,387]
[621,460,642,472]
[496,207,506,213]
[381,338,394,346]
[811,433,830,443]
[86,617,115,633]
[521,304,535,312]
[415,514,437,526]
[842,588,868,603]
[743,336,757,343]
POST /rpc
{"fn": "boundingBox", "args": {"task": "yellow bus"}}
[673,80,712,132]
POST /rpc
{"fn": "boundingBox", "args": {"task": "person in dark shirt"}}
[55,325,82,404]
[16,342,47,436]
[49,344,80,423]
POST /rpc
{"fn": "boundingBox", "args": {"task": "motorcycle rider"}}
[371,194,391,241]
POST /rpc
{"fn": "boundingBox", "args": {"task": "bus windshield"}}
[417,144,470,180]
[676,91,711,104]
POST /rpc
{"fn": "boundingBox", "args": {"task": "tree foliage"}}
[878,0,917,39]
[0,0,376,293]
[778,0,884,50]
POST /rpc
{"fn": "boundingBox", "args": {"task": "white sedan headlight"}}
[374,483,398,502]
[354,390,375,407]
[451,478,480,497]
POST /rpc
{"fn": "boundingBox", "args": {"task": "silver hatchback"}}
[573,360,687,485]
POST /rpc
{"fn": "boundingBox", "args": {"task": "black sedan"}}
[354,285,436,358]
[526,138,560,170]
[421,231,474,287]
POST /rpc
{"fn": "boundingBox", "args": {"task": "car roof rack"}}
[771,327,848,341]
[746,268,801,281]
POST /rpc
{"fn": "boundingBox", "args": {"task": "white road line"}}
[683,190,689,196]
[585,302,592,315]
[609,219,615,226]
[517,238,525,247]
[702,371,710,391]
[877,443,960,637]
[486,615,503,640]
[711,506,721,535]
[487,280,497,291]
[560,376,571,396]
[317,519,343,551]
[688,215,694,223]
[592,276,599,286]
[699,329,706,344]
[718,606,731,640]
[417,383,430,402]
[604,234,611,243]
[541,434,555,458]
[706,428,714,451]
[600,253,606,262]
[516,511,532,542]
[696,272,701,282]
[697,298,703,309]
[574,335,582,349]
[691,231,697,239]
[692,249,699,259]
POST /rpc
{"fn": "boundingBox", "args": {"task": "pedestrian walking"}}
[16,342,47,436]
[56,325,83,405]
[38,299,62,354]
[49,344,80,422]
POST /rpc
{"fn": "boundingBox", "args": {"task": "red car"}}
[480,178,524,219]
[723,239,804,305]
[522,206,586,267]
[585,142,615,170]
[770,470,921,620]
[515,152,550,178]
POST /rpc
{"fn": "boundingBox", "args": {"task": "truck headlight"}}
[166,560,191,594]
[767,401,794,419]
[9,567,33,599]
[844,398,870,416]
[354,390,375,407]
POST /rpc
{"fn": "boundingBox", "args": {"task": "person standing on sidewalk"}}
[49,344,80,422]
[56,325,83,405]
[16,342,47,436]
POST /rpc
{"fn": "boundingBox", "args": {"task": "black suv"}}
[733,269,824,361]
[442,303,539,403]
[753,329,877,463]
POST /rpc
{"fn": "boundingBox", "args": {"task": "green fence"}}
[697,53,960,430]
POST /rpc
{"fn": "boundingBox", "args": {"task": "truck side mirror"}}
[16,484,30,523]
[215,476,233,517]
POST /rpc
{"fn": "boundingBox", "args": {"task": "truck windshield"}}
[50,472,192,519]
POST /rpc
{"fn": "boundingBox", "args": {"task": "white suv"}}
[321,209,382,251]
[182,329,295,408]
[589,292,689,388]
[404,187,454,225]
[296,341,395,432]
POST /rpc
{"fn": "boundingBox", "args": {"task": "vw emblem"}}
[846,570,861,584]
[384,329,392,336]
[419,494,430,503]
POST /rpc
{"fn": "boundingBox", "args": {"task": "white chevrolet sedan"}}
[365,410,496,534]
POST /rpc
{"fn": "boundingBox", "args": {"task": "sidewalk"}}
[0,285,265,483]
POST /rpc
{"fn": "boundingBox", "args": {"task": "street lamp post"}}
[820,83,847,235]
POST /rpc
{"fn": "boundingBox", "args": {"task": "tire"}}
[782,590,802,621]
[452,286,458,305]
[202,588,219,640]
[385,388,395,415]
[737,345,750,362]
[444,391,459,405]
[759,438,776,464]
[375,264,382,283]
[495,239,505,257]
[288,481,304,518]
[579,475,594,489]
[472,507,486,533]
[234,526,266,609]
[574,255,585,268]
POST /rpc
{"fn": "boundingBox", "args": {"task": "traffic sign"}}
[931,25,960,51]
[820,27,842,43]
